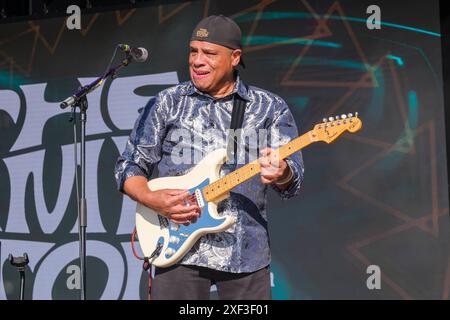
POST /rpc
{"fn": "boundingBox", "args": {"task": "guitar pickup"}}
[195,189,205,208]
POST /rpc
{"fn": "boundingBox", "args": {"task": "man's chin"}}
[191,79,210,92]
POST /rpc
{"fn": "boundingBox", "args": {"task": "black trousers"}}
[151,264,272,300]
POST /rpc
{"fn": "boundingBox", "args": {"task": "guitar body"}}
[134,114,362,268]
[135,148,237,268]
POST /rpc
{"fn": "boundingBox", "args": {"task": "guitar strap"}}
[227,94,246,165]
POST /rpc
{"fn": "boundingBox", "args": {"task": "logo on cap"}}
[196,28,209,38]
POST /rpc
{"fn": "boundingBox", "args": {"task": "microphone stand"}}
[8,253,29,300]
[61,54,133,300]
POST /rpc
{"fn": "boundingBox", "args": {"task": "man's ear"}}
[231,49,242,67]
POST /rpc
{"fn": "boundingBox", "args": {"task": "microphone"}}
[118,44,148,62]
[60,45,147,109]
[60,96,75,109]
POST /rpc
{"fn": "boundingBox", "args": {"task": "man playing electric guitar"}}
[115,15,304,300]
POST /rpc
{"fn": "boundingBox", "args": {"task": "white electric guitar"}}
[135,113,362,267]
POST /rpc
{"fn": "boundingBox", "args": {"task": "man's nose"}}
[193,52,206,66]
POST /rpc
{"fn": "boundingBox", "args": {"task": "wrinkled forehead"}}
[189,40,234,52]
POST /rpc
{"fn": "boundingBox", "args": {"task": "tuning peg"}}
[348,113,353,118]
[341,114,347,119]
[328,116,334,121]
[335,115,341,120]
[355,112,359,117]
[323,118,328,123]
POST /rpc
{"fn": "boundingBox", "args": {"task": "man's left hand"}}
[258,148,293,188]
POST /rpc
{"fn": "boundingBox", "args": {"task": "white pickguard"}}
[135,148,237,267]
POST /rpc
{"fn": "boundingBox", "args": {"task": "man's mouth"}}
[192,69,210,79]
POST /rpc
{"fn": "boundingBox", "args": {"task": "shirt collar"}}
[182,73,250,101]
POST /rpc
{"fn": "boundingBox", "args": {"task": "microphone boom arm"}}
[60,55,132,109]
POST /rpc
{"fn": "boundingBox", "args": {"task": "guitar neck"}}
[203,130,317,202]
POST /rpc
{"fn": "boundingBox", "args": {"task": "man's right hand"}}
[140,189,201,226]
[123,176,200,226]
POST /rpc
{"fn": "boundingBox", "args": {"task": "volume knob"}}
[169,236,180,244]
[165,248,176,256]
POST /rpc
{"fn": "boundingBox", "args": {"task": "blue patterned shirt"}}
[114,76,304,273]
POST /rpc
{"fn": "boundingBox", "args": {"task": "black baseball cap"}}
[190,15,246,68]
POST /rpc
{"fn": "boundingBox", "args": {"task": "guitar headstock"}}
[311,113,362,144]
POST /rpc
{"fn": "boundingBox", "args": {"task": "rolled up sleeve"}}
[114,96,167,193]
